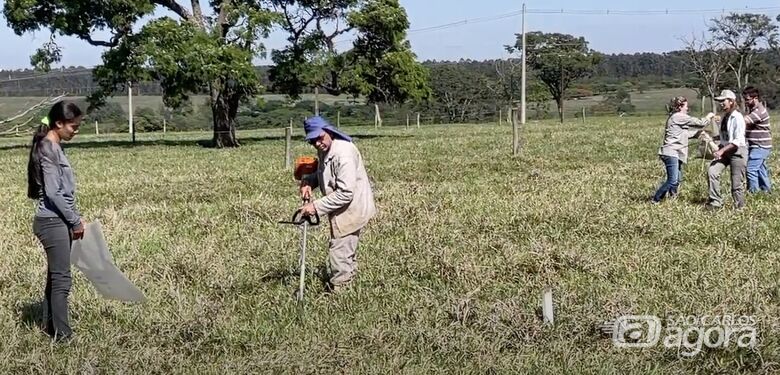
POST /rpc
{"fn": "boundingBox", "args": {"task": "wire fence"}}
[0,108,670,142]
[0,93,681,139]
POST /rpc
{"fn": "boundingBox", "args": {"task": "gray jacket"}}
[658,112,709,163]
[35,138,82,230]
[305,139,376,238]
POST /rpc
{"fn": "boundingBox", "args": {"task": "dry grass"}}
[0,116,779,373]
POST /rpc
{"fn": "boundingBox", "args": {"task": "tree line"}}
[2,47,776,129]
[0,53,729,99]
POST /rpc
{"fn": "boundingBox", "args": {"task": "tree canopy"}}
[511,32,601,123]
[3,0,430,147]
[269,0,430,104]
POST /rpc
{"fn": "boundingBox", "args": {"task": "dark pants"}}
[653,155,684,202]
[32,216,73,339]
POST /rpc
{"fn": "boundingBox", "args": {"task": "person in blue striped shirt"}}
[742,86,772,193]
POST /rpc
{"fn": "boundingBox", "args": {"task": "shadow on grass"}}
[686,196,711,205]
[16,300,44,330]
[259,269,297,284]
[259,265,330,289]
[628,192,654,204]
[0,133,398,151]
[629,190,714,206]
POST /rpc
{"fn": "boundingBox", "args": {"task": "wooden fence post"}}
[285,126,292,169]
[542,288,554,325]
[374,104,382,128]
[512,107,519,156]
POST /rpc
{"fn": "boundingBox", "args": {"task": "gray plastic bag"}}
[70,220,146,303]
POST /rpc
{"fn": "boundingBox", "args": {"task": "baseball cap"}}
[714,90,737,101]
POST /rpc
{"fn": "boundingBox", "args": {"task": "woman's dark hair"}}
[27,101,83,199]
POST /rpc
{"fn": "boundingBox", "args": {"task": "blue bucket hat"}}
[304,116,352,143]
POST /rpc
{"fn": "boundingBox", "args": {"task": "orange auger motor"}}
[294,156,318,180]
[284,155,320,306]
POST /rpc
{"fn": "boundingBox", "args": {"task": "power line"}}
[333,5,780,47]
[333,9,525,45]
[408,10,524,34]
[411,5,780,34]
[527,6,780,15]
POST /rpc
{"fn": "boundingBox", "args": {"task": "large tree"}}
[681,32,730,112]
[4,0,279,148]
[491,50,552,116]
[492,56,522,104]
[511,32,601,123]
[269,0,430,104]
[428,63,495,122]
[709,13,779,94]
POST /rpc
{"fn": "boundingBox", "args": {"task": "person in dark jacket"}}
[27,101,85,342]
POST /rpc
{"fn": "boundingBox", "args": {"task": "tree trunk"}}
[557,96,564,124]
[706,85,718,114]
[210,86,240,148]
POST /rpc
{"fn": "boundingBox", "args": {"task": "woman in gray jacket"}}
[27,101,85,342]
[298,116,376,293]
[652,96,715,203]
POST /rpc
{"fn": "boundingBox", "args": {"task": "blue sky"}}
[0,0,779,69]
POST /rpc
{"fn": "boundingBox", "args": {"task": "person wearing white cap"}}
[706,89,748,210]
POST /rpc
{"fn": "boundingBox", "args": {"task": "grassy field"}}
[564,87,700,115]
[1,117,780,373]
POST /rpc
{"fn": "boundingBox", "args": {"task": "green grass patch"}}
[0,117,779,373]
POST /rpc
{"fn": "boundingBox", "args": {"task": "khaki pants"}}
[328,229,361,286]
[708,151,747,208]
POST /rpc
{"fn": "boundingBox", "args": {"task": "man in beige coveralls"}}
[298,116,376,293]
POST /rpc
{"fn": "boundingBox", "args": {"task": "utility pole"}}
[521,3,527,126]
[128,82,135,144]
